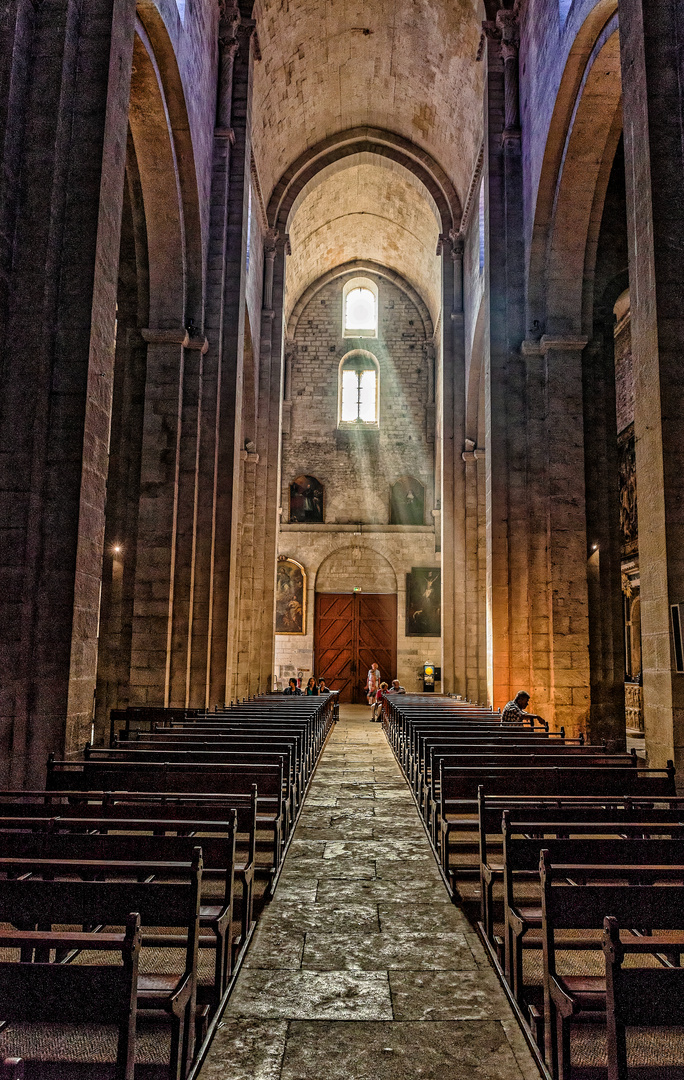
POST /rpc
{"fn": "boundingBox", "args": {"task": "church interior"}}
[1,0,684,1076]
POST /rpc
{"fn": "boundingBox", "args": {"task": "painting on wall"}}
[390,476,425,525]
[289,475,324,523]
[276,557,306,635]
[406,567,441,637]
[617,424,638,557]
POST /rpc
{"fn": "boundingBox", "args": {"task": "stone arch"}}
[528,2,621,334]
[315,546,397,595]
[128,11,203,327]
[267,128,461,236]
[287,261,434,339]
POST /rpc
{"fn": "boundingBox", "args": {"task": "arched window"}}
[390,476,425,525]
[289,475,324,523]
[342,277,378,338]
[339,351,379,426]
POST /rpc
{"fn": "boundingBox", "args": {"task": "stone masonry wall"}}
[277,271,441,692]
[282,273,435,523]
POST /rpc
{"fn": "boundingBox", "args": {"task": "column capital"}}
[496,8,519,46]
[141,327,189,347]
[540,333,589,352]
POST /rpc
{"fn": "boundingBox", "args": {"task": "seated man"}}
[501,689,543,724]
[387,679,406,694]
[283,677,302,696]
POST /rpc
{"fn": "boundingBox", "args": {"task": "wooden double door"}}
[314,593,397,703]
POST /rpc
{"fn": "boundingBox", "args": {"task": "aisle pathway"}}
[200,705,539,1079]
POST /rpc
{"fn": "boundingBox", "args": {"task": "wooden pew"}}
[0,915,140,1080]
[503,826,684,1007]
[474,794,684,943]
[603,915,684,1080]
[0,851,203,1080]
[0,817,237,1005]
[0,792,258,951]
[540,852,684,1080]
[45,759,286,877]
[436,763,676,853]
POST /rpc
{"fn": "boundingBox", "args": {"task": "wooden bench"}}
[0,852,203,1079]
[0,915,140,1080]
[436,764,676,853]
[0,818,237,1005]
[0,792,258,951]
[503,827,684,1007]
[603,915,684,1080]
[540,852,684,1080]
[45,759,286,877]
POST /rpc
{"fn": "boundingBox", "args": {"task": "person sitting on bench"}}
[387,679,406,695]
[283,678,302,696]
[501,690,543,725]
[372,683,389,721]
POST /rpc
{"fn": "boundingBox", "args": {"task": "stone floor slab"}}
[389,969,515,1021]
[280,1020,529,1080]
[225,969,393,1020]
[198,703,538,1079]
[302,929,478,970]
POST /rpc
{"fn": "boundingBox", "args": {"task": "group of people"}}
[366,661,405,721]
[283,676,330,696]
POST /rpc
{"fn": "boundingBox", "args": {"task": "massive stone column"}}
[0,0,136,785]
[227,229,287,699]
[440,234,467,696]
[618,0,684,769]
[483,9,529,712]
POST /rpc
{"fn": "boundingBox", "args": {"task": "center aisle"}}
[199,704,539,1079]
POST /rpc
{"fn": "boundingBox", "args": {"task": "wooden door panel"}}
[315,593,397,704]
[357,594,397,699]
[315,594,355,702]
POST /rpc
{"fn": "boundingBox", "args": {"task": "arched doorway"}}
[314,547,397,703]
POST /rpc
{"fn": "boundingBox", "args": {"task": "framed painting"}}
[406,567,441,637]
[276,557,306,635]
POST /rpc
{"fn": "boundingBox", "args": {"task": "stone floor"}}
[199,704,540,1079]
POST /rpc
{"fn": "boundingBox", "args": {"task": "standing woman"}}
[306,677,319,695]
[366,662,381,706]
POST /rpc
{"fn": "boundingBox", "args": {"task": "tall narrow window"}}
[339,351,379,425]
[342,277,378,338]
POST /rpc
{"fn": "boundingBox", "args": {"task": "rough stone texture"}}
[199,705,537,1079]
[250,0,484,211]
[275,271,441,691]
[285,160,441,324]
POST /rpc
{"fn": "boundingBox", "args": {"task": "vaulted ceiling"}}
[285,156,442,323]
[251,0,485,319]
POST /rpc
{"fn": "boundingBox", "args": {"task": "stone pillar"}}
[187,9,240,709]
[129,329,188,706]
[229,230,287,698]
[618,0,684,768]
[544,335,591,737]
[0,0,136,785]
[483,10,529,710]
[583,334,626,746]
[207,9,256,708]
[440,233,467,696]
[168,334,209,707]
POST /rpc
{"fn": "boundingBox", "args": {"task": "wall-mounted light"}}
[113,544,122,555]
[591,544,598,551]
